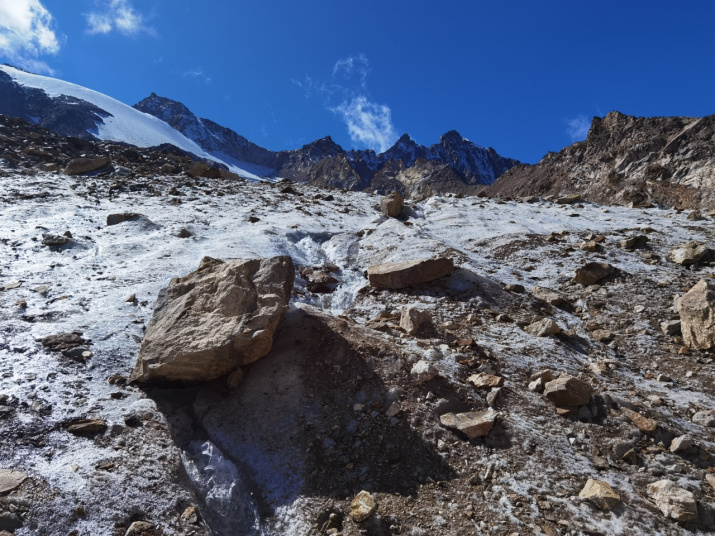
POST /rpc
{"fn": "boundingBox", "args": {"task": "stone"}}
[528,377,546,393]
[660,320,681,336]
[468,372,504,388]
[678,280,715,350]
[410,360,438,384]
[181,506,200,524]
[177,228,193,238]
[621,407,657,433]
[106,213,144,226]
[530,369,555,382]
[440,410,496,438]
[543,375,592,406]
[367,257,454,289]
[621,235,649,250]
[706,474,715,491]
[125,521,157,535]
[66,418,107,436]
[380,191,404,218]
[131,256,294,384]
[349,490,377,522]
[41,233,70,246]
[687,209,703,221]
[555,194,581,204]
[692,410,715,427]
[573,262,616,286]
[0,469,27,494]
[65,156,111,175]
[486,388,501,407]
[669,435,692,453]
[580,240,599,252]
[41,332,86,352]
[188,162,221,178]
[531,286,569,307]
[668,242,711,265]
[1,282,22,291]
[399,306,431,335]
[525,318,562,337]
[647,480,698,522]
[591,329,613,343]
[226,368,245,390]
[578,479,620,511]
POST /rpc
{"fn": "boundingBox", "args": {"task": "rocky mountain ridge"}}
[488,111,715,209]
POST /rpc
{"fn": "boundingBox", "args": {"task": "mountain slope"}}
[488,111,715,209]
[0,65,263,179]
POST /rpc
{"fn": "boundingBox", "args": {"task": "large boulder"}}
[543,375,593,407]
[367,257,454,289]
[678,279,715,350]
[64,156,111,175]
[668,242,712,266]
[380,191,404,218]
[573,262,616,286]
[131,256,295,384]
[647,480,698,522]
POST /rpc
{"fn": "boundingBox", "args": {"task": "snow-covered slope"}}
[0,65,263,179]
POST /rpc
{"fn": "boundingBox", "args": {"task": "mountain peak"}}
[440,130,465,144]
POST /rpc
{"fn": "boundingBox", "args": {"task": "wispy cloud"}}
[86,0,152,36]
[183,68,211,84]
[565,115,591,141]
[0,0,60,74]
[295,54,398,153]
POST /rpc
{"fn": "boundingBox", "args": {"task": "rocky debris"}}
[525,317,561,337]
[543,375,592,407]
[579,478,621,511]
[660,320,681,336]
[64,156,111,175]
[0,470,27,494]
[125,520,157,535]
[41,332,87,352]
[131,256,294,384]
[468,372,504,388]
[678,279,715,350]
[399,305,431,335]
[349,491,377,522]
[668,242,712,266]
[669,435,692,453]
[621,234,649,250]
[41,231,71,246]
[531,286,569,307]
[647,480,698,522]
[621,407,658,434]
[692,410,715,427]
[380,191,404,218]
[106,212,145,226]
[440,410,497,438]
[367,257,454,289]
[573,262,616,286]
[65,418,107,436]
[410,360,438,384]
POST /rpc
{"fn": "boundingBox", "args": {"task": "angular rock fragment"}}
[692,410,715,427]
[543,375,592,406]
[647,480,698,522]
[400,306,431,335]
[660,320,681,336]
[41,233,71,246]
[349,490,377,522]
[131,256,294,384]
[678,280,715,350]
[380,191,404,218]
[66,418,107,436]
[668,242,711,266]
[41,332,87,352]
[525,318,562,337]
[0,469,27,494]
[106,213,144,226]
[621,235,649,250]
[531,286,569,307]
[573,262,616,286]
[410,360,438,384]
[579,478,620,511]
[125,521,158,536]
[621,407,657,433]
[440,410,496,438]
[65,156,111,175]
[669,435,692,453]
[367,257,454,289]
[468,372,504,388]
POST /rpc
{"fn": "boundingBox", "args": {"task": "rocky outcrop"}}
[367,257,454,289]
[678,279,715,350]
[487,111,715,210]
[131,256,294,384]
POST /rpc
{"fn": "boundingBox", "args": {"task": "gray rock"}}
[380,191,404,218]
[543,375,592,406]
[400,305,431,335]
[669,435,692,453]
[647,479,698,522]
[531,286,569,307]
[668,242,712,265]
[573,262,616,286]
[678,279,715,350]
[660,320,681,336]
[410,360,438,384]
[692,410,715,427]
[0,469,27,494]
[65,156,111,175]
[367,257,454,289]
[131,256,294,384]
[106,213,145,226]
[525,318,562,337]
[440,410,496,438]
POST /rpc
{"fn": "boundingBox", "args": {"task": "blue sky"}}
[0,1,714,163]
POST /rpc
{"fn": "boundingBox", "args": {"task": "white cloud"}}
[86,0,151,36]
[0,0,59,73]
[565,115,591,141]
[332,96,397,153]
[183,68,211,84]
[333,53,369,88]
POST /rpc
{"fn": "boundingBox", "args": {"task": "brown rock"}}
[349,490,377,522]
[125,521,157,536]
[107,213,144,226]
[591,329,613,343]
[468,372,505,388]
[131,256,294,384]
[188,162,221,178]
[0,469,28,494]
[573,262,616,286]
[668,242,711,265]
[621,407,657,433]
[41,332,86,352]
[440,410,496,438]
[525,318,562,337]
[380,191,404,218]
[621,235,649,250]
[66,418,107,436]
[678,279,715,350]
[543,375,592,406]
[579,478,621,511]
[367,257,454,289]
[65,156,111,175]
[531,286,569,307]
[647,480,698,522]
[399,306,431,335]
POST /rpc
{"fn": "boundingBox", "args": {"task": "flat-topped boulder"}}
[131,255,294,384]
[64,156,111,175]
[367,257,454,289]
